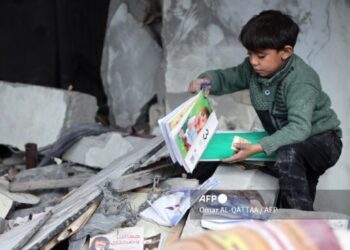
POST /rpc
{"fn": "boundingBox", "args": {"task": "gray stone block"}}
[63,132,134,168]
[0,81,97,150]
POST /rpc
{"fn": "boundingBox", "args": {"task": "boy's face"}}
[248,48,291,77]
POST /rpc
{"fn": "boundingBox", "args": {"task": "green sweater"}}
[199,54,341,155]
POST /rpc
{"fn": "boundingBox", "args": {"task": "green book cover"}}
[201,131,276,161]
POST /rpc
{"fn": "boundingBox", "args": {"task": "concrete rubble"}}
[62,132,134,169]
[0,81,98,151]
[0,1,349,250]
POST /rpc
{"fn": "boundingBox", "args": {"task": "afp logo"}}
[198,193,228,204]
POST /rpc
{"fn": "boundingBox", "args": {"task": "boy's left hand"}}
[222,143,263,163]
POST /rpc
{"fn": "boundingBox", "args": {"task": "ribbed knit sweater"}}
[199,54,341,155]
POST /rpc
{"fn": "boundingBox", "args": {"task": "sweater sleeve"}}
[197,58,251,95]
[259,82,319,155]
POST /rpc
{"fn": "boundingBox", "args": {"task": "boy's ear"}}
[281,45,293,60]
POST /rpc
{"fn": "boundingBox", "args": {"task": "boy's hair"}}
[239,10,299,51]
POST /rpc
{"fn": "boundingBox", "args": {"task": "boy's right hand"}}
[188,78,212,94]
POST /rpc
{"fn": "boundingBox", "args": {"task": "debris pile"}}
[0,1,349,250]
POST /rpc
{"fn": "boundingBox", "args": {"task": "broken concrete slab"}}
[63,132,134,169]
[0,184,40,206]
[12,164,96,183]
[10,164,96,191]
[0,81,98,151]
[122,136,169,168]
[101,3,162,128]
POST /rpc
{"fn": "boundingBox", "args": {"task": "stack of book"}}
[158,91,275,173]
[158,90,218,173]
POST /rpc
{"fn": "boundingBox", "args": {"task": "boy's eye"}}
[247,51,265,59]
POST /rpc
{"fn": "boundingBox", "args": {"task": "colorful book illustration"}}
[201,131,276,161]
[158,90,218,173]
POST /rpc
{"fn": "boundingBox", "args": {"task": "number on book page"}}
[202,129,209,140]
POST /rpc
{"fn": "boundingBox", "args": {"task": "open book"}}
[158,90,218,173]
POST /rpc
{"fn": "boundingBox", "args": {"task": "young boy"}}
[188,10,342,210]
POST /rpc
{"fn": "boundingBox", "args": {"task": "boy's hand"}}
[222,143,263,163]
[188,78,211,94]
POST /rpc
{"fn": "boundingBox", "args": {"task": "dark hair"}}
[239,10,299,51]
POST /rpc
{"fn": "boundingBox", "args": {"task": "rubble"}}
[63,132,134,169]
[0,1,349,249]
[0,81,98,151]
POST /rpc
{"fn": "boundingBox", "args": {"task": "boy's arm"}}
[191,58,252,95]
[259,82,319,155]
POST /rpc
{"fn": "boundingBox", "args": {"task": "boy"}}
[188,10,342,210]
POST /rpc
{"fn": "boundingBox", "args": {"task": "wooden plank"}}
[10,177,90,192]
[12,136,164,249]
[42,199,100,250]
[110,163,181,193]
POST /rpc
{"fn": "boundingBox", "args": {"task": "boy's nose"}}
[249,55,258,66]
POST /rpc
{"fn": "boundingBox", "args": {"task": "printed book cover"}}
[201,131,276,161]
[158,90,218,173]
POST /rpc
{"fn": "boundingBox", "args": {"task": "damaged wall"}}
[0,0,109,105]
[101,2,163,128]
[162,0,350,214]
